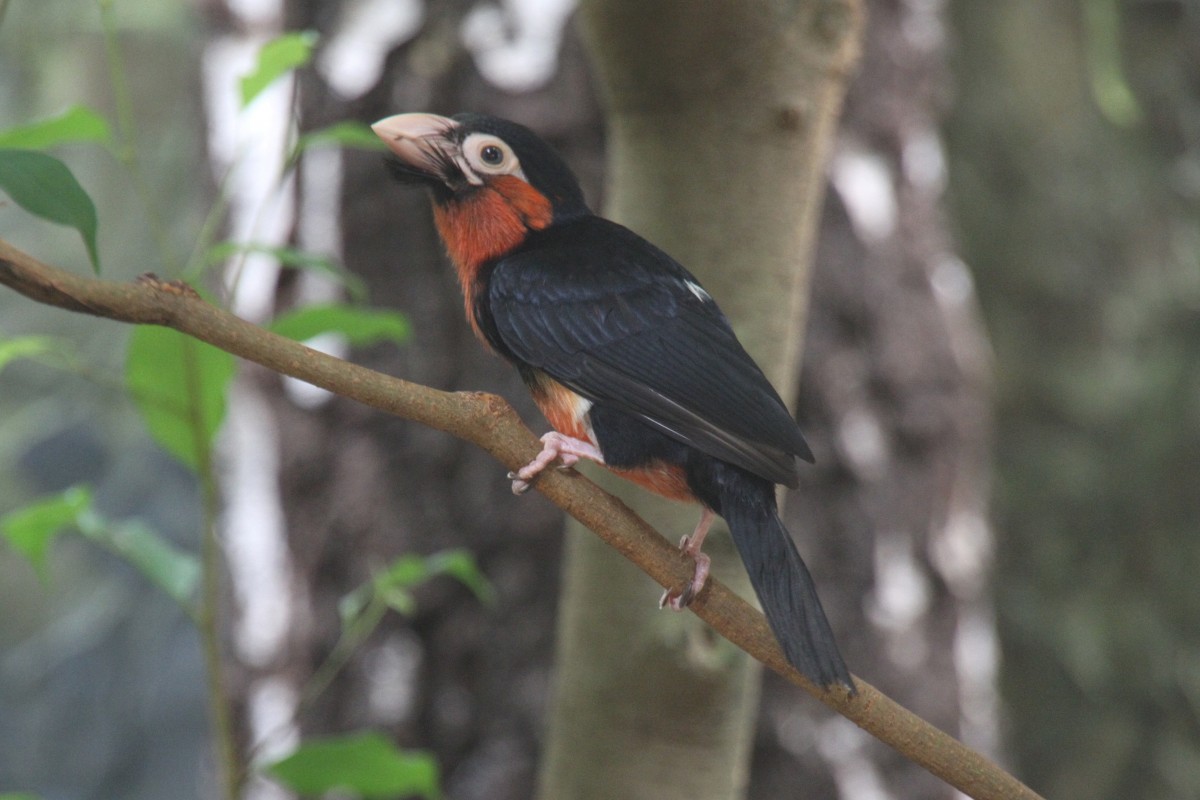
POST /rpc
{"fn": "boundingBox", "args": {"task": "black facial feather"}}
[452,113,590,220]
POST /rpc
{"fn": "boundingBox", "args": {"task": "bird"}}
[372,112,852,690]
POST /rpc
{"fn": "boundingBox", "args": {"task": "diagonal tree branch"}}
[0,237,1043,800]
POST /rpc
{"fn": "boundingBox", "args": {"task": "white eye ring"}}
[461,133,521,178]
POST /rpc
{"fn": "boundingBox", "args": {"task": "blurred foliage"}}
[202,242,370,299]
[238,29,318,108]
[269,303,413,345]
[0,149,101,271]
[123,327,237,472]
[0,485,200,607]
[0,3,212,795]
[1,486,94,579]
[267,732,442,800]
[0,5,428,799]
[0,104,113,149]
[946,1,1200,798]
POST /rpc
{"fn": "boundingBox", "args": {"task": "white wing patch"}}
[682,279,711,303]
[573,394,597,444]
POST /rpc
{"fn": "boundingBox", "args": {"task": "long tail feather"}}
[722,499,853,690]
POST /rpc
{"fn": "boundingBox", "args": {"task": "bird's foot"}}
[508,432,604,495]
[659,509,716,610]
[659,535,712,611]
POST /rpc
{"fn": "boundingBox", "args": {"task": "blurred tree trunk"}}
[207,1,997,798]
[536,3,862,799]
[746,1,998,795]
[247,5,610,799]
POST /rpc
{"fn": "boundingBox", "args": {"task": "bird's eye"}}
[461,133,521,180]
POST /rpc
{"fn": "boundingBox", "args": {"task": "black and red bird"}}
[373,112,852,689]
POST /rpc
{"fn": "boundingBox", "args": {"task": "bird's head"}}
[373,113,589,272]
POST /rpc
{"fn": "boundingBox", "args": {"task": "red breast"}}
[433,177,553,343]
[529,373,695,503]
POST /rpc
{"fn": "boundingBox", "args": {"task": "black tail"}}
[722,494,853,690]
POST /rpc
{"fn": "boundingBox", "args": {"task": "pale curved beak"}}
[372,113,459,176]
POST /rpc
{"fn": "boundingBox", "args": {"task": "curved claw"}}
[659,585,694,611]
[658,515,715,612]
[508,432,605,495]
[507,472,533,495]
[659,548,711,611]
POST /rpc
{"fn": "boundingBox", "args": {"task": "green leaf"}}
[267,732,441,800]
[337,583,376,627]
[372,550,493,611]
[377,554,436,590]
[269,304,410,347]
[0,484,197,606]
[205,242,367,301]
[240,31,318,108]
[0,149,100,272]
[338,550,492,629]
[0,486,92,579]
[77,516,200,609]
[0,336,57,373]
[296,120,388,153]
[0,792,44,800]
[125,326,237,472]
[426,549,495,606]
[287,120,388,168]
[378,550,493,603]
[0,105,112,149]
[377,583,418,616]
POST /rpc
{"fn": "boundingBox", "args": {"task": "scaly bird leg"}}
[659,508,716,611]
[508,432,605,495]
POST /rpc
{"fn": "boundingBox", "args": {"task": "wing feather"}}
[489,217,812,486]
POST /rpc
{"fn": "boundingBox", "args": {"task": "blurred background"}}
[1,1,1198,799]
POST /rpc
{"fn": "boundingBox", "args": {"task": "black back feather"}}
[486,216,812,486]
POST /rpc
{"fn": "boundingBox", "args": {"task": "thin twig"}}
[0,237,1046,800]
[183,335,244,800]
[97,0,181,273]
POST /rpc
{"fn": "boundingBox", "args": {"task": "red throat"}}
[433,176,553,343]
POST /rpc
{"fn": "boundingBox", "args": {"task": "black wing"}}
[487,216,812,487]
